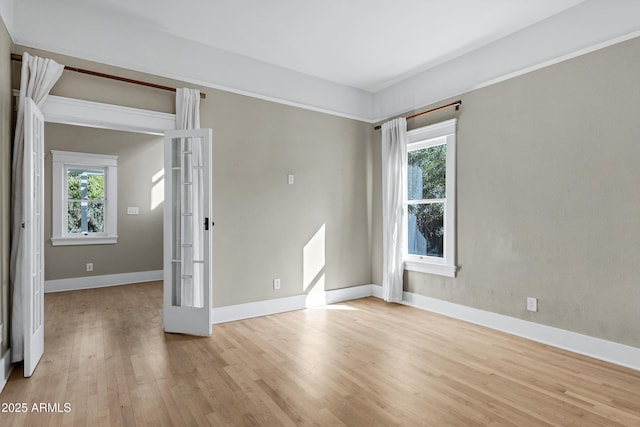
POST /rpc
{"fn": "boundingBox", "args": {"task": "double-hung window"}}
[51,150,118,246]
[404,119,456,277]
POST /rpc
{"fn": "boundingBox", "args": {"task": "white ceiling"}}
[54,0,583,92]
[3,0,640,121]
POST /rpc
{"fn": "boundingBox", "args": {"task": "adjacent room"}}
[0,1,639,425]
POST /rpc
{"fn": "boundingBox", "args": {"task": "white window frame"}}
[51,150,118,246]
[404,118,457,277]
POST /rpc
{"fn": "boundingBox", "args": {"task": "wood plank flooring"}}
[1,281,639,426]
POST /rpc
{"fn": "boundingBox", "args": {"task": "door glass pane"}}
[171,139,182,306]
[408,202,444,258]
[407,144,446,200]
[172,261,181,306]
[170,136,205,309]
[172,168,181,257]
[191,136,204,308]
[172,138,181,167]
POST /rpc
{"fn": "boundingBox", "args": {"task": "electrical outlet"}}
[86,263,94,272]
[527,296,538,312]
[273,278,281,290]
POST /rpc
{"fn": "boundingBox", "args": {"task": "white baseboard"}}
[0,349,13,394]
[371,284,640,372]
[305,285,374,308]
[212,294,307,324]
[371,283,384,299]
[211,285,374,324]
[45,270,163,293]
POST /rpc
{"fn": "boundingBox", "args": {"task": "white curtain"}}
[10,53,64,362]
[176,88,200,130]
[175,88,202,307]
[381,117,407,303]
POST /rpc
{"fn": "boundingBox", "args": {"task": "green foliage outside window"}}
[67,170,105,233]
[407,144,446,257]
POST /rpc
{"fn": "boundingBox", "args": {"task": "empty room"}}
[0,1,639,426]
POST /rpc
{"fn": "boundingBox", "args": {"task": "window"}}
[404,119,456,277]
[51,150,118,246]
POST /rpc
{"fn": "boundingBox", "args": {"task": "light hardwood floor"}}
[1,281,639,426]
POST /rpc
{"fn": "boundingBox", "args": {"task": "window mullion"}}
[406,198,445,205]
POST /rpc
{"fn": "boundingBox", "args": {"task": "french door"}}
[23,98,45,377]
[163,128,213,335]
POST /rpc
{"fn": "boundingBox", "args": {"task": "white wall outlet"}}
[86,262,94,272]
[527,296,538,312]
[273,278,281,290]
[127,207,140,215]
[287,174,294,185]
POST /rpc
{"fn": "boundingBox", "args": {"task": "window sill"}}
[404,260,457,278]
[51,235,118,246]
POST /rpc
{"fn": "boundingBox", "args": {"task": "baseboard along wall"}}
[37,274,640,372]
[390,286,640,372]
[211,285,373,324]
[212,284,640,372]
[0,349,13,394]
[44,270,163,293]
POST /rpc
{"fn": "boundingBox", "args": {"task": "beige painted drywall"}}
[44,124,164,280]
[9,22,639,354]
[372,36,640,348]
[15,46,372,307]
[0,15,12,354]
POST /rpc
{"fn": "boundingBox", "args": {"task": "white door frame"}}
[42,95,176,134]
[13,91,176,135]
[27,95,179,365]
[23,98,45,377]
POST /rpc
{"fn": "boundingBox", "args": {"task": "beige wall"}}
[372,36,640,348]
[16,46,372,307]
[0,16,12,354]
[44,124,164,280]
[5,24,639,354]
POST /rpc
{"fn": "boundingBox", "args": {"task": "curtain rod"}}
[374,100,461,130]
[10,53,206,99]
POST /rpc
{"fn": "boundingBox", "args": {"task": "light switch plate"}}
[127,207,140,215]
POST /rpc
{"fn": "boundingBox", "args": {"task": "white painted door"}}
[163,128,213,335]
[23,98,45,377]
